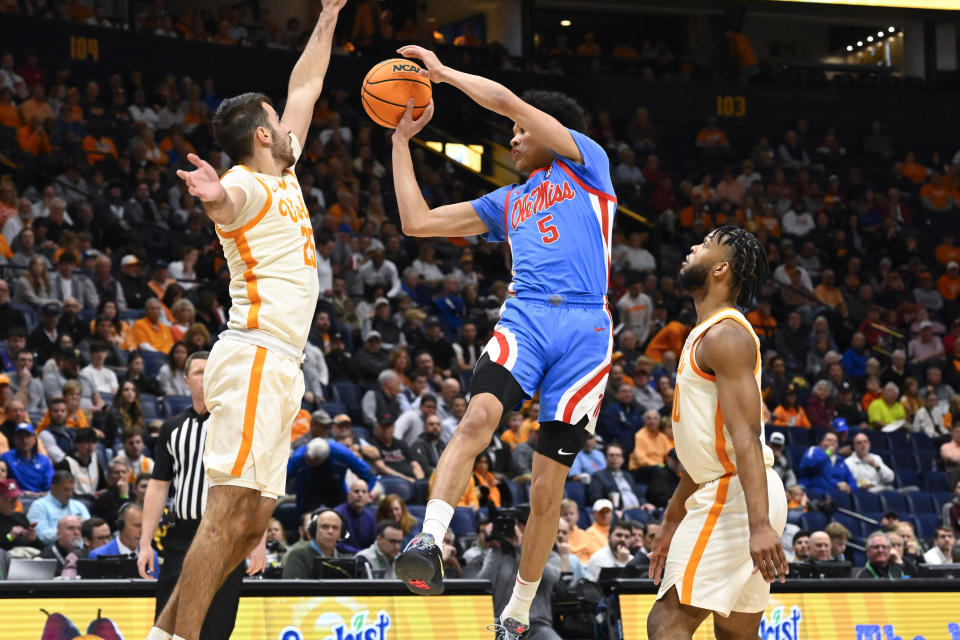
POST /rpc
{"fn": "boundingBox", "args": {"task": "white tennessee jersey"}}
[216,133,319,350]
[671,307,774,484]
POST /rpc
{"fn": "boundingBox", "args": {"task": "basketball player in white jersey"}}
[646,226,788,639]
[143,2,345,639]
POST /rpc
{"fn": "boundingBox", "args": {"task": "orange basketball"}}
[361,58,432,129]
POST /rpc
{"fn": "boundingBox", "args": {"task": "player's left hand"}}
[749,523,788,584]
[397,45,446,83]
[246,537,267,575]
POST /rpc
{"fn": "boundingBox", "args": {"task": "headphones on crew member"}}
[116,502,135,534]
[307,509,347,541]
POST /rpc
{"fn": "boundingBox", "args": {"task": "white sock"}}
[501,575,541,626]
[145,628,172,640]
[421,499,455,544]
[172,635,187,640]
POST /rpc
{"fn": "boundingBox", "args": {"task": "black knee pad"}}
[535,417,591,467]
[469,353,526,412]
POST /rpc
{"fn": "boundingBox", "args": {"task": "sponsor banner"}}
[4,594,493,639]
[620,592,960,639]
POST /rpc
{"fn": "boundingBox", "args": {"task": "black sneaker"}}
[487,617,529,640]
[394,532,444,595]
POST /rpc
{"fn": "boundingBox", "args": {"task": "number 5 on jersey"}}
[301,226,317,267]
[538,215,559,244]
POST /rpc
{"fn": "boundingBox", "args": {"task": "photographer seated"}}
[585,520,634,581]
[475,506,563,640]
[281,509,348,579]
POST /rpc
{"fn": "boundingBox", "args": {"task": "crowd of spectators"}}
[1,4,960,597]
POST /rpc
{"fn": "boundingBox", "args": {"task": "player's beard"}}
[270,127,296,168]
[678,261,710,294]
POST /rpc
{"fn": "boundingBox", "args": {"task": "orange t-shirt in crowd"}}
[746,310,778,341]
[291,408,311,443]
[0,234,12,260]
[630,428,673,470]
[773,405,811,429]
[861,390,881,413]
[17,125,51,155]
[38,409,90,432]
[935,244,960,267]
[82,135,118,165]
[0,102,20,129]
[132,318,175,354]
[938,274,960,301]
[696,128,729,147]
[568,525,597,564]
[644,321,690,363]
[500,428,525,450]
[679,205,712,230]
[901,162,927,184]
[919,181,950,210]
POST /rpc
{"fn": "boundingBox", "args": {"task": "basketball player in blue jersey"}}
[390,46,617,640]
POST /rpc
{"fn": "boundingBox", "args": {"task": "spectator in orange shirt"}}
[691,174,717,201]
[747,300,778,343]
[644,319,691,364]
[900,152,928,184]
[920,171,953,213]
[81,127,118,165]
[19,85,54,124]
[935,234,960,268]
[17,116,51,156]
[453,25,481,47]
[679,192,712,230]
[725,28,757,69]
[695,117,729,149]
[577,33,602,57]
[0,86,20,129]
[773,386,812,429]
[613,42,640,58]
[350,0,377,49]
[499,411,525,450]
[629,409,672,471]
[939,262,960,302]
[549,35,572,56]
[131,298,174,354]
[214,20,236,45]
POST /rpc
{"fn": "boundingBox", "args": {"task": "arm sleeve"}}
[469,185,515,243]
[841,462,857,486]
[798,447,825,475]
[287,445,307,477]
[151,419,176,481]
[560,129,616,199]
[37,431,65,464]
[386,263,402,298]
[28,501,56,544]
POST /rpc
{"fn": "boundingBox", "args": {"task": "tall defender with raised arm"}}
[390,45,617,640]
[144,2,346,639]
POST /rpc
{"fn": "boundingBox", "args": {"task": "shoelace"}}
[485,623,524,638]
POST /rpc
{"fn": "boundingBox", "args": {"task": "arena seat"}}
[622,508,651,524]
[831,513,865,538]
[139,393,160,420]
[273,501,300,542]
[884,430,909,451]
[379,476,414,502]
[826,489,853,510]
[915,452,938,472]
[163,395,192,417]
[318,401,346,418]
[450,507,477,536]
[412,479,430,504]
[407,505,426,520]
[852,490,881,513]
[924,472,949,493]
[896,470,920,490]
[890,449,916,471]
[139,351,167,378]
[799,511,827,531]
[564,481,587,509]
[907,492,937,515]
[878,490,907,513]
[911,513,941,540]
[910,431,933,453]
[332,382,362,421]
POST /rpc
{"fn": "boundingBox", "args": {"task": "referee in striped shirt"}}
[136,351,266,639]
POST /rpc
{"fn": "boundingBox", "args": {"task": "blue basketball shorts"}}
[480,292,613,431]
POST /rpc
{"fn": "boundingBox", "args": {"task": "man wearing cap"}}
[798,431,856,494]
[845,433,894,493]
[908,321,946,367]
[834,381,867,428]
[352,331,390,385]
[132,298,175,354]
[370,409,423,483]
[366,297,405,351]
[51,251,99,310]
[0,478,43,551]
[26,470,90,545]
[938,261,960,303]
[579,499,615,561]
[58,297,90,341]
[867,382,907,430]
[1,423,54,495]
[768,432,797,487]
[293,410,333,449]
[28,303,62,367]
[119,254,148,310]
[325,331,356,383]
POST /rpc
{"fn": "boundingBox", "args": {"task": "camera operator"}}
[473,506,562,640]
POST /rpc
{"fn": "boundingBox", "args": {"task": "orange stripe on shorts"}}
[680,475,731,605]
[231,346,268,476]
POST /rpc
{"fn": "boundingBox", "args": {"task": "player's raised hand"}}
[393,98,434,140]
[750,523,788,584]
[647,520,678,584]
[320,0,347,13]
[397,45,447,83]
[176,153,226,204]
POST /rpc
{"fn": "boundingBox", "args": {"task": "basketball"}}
[360,58,433,129]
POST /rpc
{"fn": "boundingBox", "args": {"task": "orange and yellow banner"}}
[621,592,960,639]
[4,594,494,639]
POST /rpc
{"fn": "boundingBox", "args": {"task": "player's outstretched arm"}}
[391,100,489,238]
[176,153,246,227]
[398,45,582,164]
[282,0,347,144]
[700,320,789,584]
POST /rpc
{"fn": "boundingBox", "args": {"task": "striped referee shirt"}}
[152,408,209,521]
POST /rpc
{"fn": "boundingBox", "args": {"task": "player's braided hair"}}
[712,226,769,308]
[520,90,586,132]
